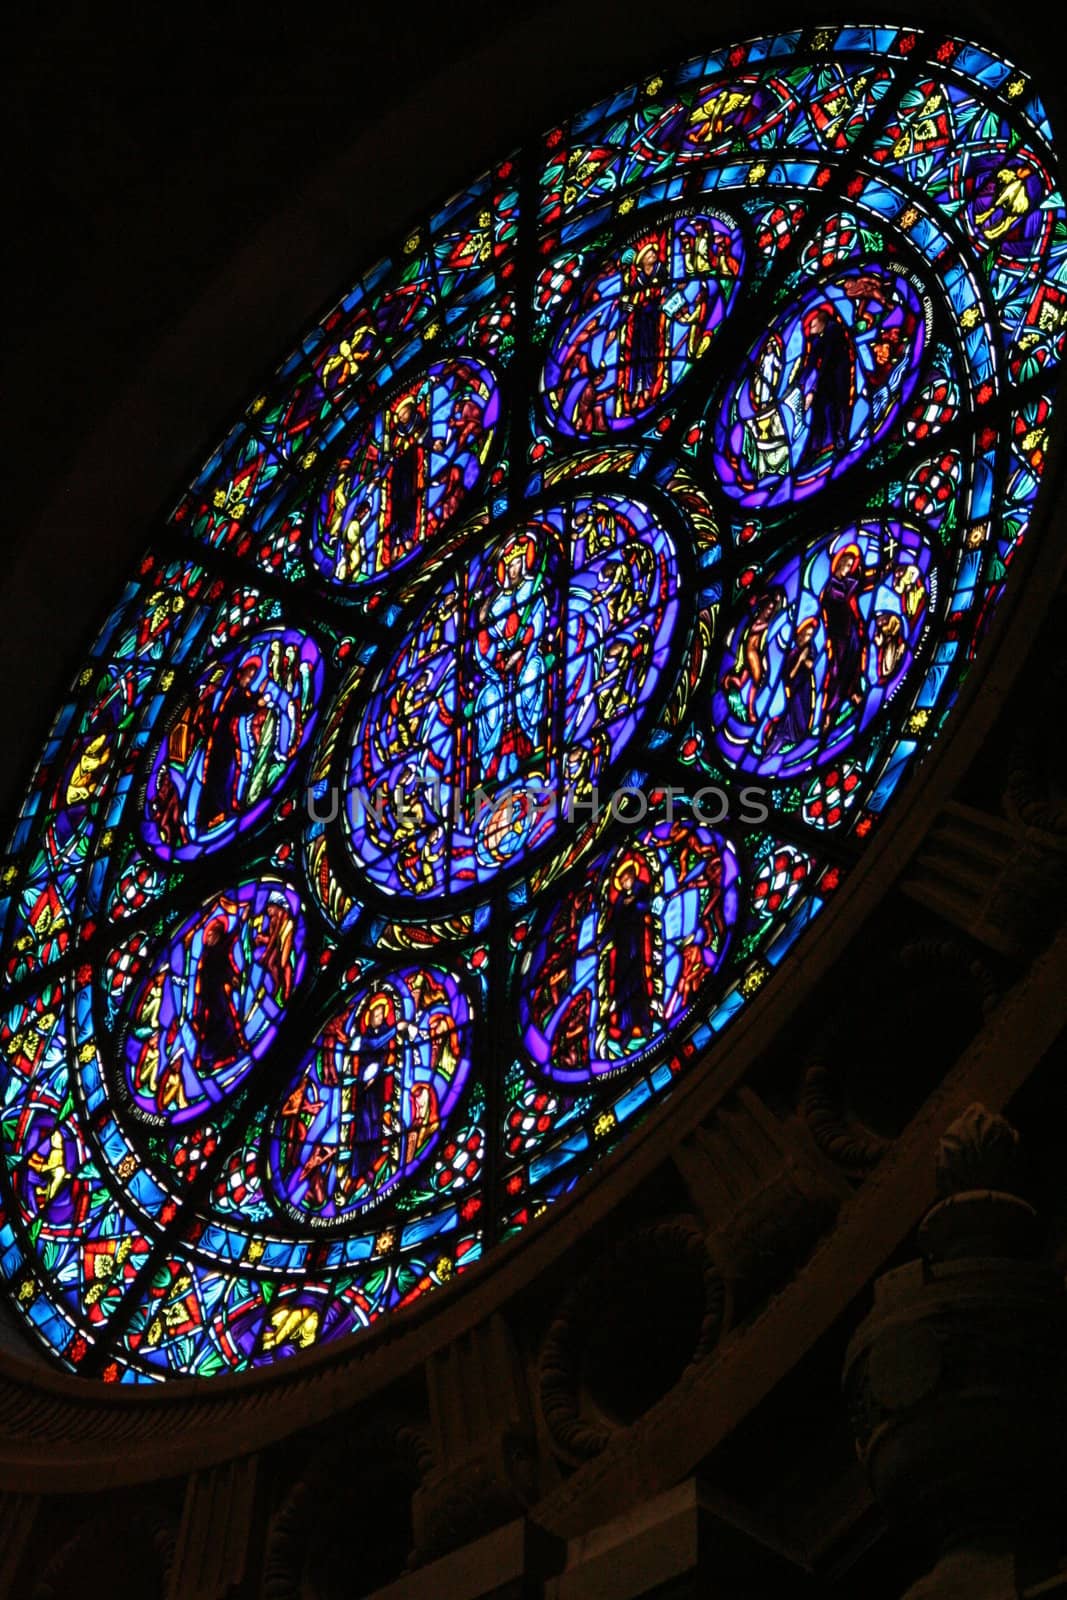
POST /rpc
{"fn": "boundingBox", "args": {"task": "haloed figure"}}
[619,240,670,413]
[473,535,547,784]
[601,860,659,1049]
[383,395,428,558]
[337,992,415,1179]
[194,917,243,1071]
[351,995,395,1157]
[799,306,854,467]
[819,545,879,727]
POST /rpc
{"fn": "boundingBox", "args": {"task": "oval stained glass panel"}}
[268,963,475,1222]
[341,492,682,902]
[143,628,325,861]
[541,212,745,435]
[518,813,741,1083]
[711,520,934,778]
[309,358,501,587]
[121,881,307,1125]
[712,263,929,508]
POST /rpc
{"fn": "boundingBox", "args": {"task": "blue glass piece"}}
[869,739,919,812]
[834,27,899,53]
[613,1078,651,1120]
[400,1208,458,1249]
[952,44,1012,90]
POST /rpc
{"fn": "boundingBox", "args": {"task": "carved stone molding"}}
[903,801,1067,957]
[411,1314,540,1563]
[262,1410,428,1599]
[799,1063,891,1175]
[262,1476,312,1600]
[370,1516,565,1600]
[526,926,1067,1542]
[1003,751,1067,837]
[29,1494,177,1600]
[0,1491,39,1596]
[538,1218,724,1466]
[674,1087,847,1316]
[541,1478,813,1600]
[166,1455,258,1600]
[935,1102,1025,1198]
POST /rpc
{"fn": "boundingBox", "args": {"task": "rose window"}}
[0,24,1061,1379]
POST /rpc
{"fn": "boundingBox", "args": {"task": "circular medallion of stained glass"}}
[337,490,684,904]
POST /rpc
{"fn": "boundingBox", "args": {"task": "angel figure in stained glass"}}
[65,734,112,806]
[26,1126,71,1208]
[687,83,757,146]
[261,1302,320,1353]
[971,157,1042,245]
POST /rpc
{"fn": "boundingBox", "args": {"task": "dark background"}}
[5,0,1061,819]
[14,0,1049,524]
[7,1,552,540]
[9,0,1059,538]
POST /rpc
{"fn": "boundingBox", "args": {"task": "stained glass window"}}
[1,25,1062,1381]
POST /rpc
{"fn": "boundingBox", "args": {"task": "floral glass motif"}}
[0,25,1061,1381]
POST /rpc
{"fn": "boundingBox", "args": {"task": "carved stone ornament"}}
[538,1218,724,1465]
[934,1103,1025,1198]
[410,1315,541,1563]
[844,1107,1067,1592]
